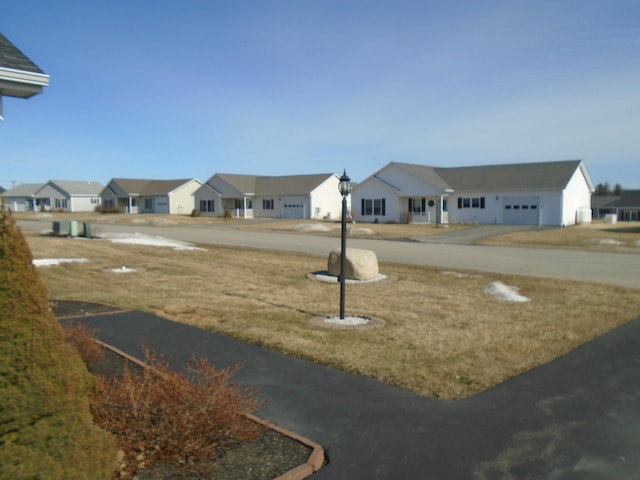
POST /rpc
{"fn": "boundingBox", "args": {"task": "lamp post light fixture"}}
[338,169,352,320]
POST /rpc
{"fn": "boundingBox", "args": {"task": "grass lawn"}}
[481,221,640,252]
[25,226,640,401]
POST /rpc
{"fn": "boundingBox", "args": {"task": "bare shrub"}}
[90,346,265,478]
[62,322,105,364]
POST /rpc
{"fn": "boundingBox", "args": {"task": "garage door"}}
[503,196,539,225]
[283,202,305,219]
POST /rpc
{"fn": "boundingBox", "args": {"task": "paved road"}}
[19,219,640,289]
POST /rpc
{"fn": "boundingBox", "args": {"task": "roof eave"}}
[0,67,50,98]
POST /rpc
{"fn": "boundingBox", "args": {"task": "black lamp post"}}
[338,169,352,320]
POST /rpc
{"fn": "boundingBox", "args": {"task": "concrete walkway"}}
[77,310,640,480]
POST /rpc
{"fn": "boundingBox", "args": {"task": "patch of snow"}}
[442,271,484,279]
[324,315,371,326]
[313,272,388,284]
[294,223,334,232]
[150,218,178,226]
[347,226,375,235]
[485,281,530,302]
[33,258,89,267]
[110,265,137,273]
[103,232,206,251]
[592,238,623,245]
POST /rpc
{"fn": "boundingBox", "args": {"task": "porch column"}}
[243,197,247,219]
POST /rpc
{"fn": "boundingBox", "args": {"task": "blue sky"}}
[2,0,639,190]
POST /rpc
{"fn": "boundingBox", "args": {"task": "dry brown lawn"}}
[481,221,640,252]
[25,228,640,400]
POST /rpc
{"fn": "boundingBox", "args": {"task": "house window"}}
[144,198,153,210]
[200,200,214,212]
[263,198,274,210]
[54,198,67,209]
[131,198,138,207]
[91,197,100,204]
[457,197,486,209]
[408,198,426,214]
[361,198,386,216]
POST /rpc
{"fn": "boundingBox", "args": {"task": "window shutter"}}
[480,197,485,209]
[408,198,412,211]
[457,197,462,209]
[361,198,365,215]
[421,198,426,212]
[382,198,386,216]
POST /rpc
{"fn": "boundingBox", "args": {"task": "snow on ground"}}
[442,271,484,279]
[324,315,371,326]
[485,281,530,302]
[313,272,388,284]
[110,265,138,273]
[591,238,623,245]
[103,232,206,251]
[295,223,333,232]
[33,258,89,267]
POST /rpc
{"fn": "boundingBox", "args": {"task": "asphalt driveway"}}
[76,309,640,480]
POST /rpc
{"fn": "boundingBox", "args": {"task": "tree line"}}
[594,182,623,197]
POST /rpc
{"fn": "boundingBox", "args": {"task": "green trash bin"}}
[83,222,92,238]
[69,220,79,237]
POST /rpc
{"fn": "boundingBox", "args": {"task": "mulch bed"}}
[52,300,316,480]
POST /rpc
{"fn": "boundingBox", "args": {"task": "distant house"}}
[352,160,594,227]
[0,32,49,120]
[616,190,640,222]
[34,180,104,212]
[193,173,344,219]
[0,186,6,195]
[2,180,104,212]
[591,196,620,220]
[100,178,202,214]
[1,183,43,212]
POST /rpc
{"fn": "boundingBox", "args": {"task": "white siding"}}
[352,177,400,223]
[562,168,592,226]
[309,175,343,220]
[69,196,101,212]
[193,185,223,217]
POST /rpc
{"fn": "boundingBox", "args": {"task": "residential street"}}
[18,219,640,289]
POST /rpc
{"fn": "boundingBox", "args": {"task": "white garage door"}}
[503,196,539,225]
[283,202,305,218]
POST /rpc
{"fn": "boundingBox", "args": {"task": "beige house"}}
[100,178,202,214]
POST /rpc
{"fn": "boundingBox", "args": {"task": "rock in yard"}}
[327,248,379,281]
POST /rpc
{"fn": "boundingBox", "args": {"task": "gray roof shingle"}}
[110,178,195,196]
[435,160,584,191]
[617,190,640,208]
[0,32,44,73]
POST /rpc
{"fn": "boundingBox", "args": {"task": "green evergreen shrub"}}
[0,200,117,480]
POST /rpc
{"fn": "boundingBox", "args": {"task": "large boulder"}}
[327,248,379,281]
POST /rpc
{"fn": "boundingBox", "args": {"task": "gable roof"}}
[389,162,453,190]
[617,190,640,208]
[435,160,586,191]
[46,180,104,196]
[2,182,43,197]
[255,173,335,196]
[0,32,49,99]
[108,178,197,196]
[591,196,620,209]
[210,173,336,196]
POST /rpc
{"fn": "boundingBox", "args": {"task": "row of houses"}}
[2,159,639,226]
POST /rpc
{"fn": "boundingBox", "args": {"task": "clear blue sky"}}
[2,0,639,190]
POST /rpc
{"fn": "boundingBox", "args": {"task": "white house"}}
[352,160,594,227]
[2,180,105,212]
[193,173,345,220]
[1,183,43,212]
[101,178,201,214]
[34,180,104,212]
